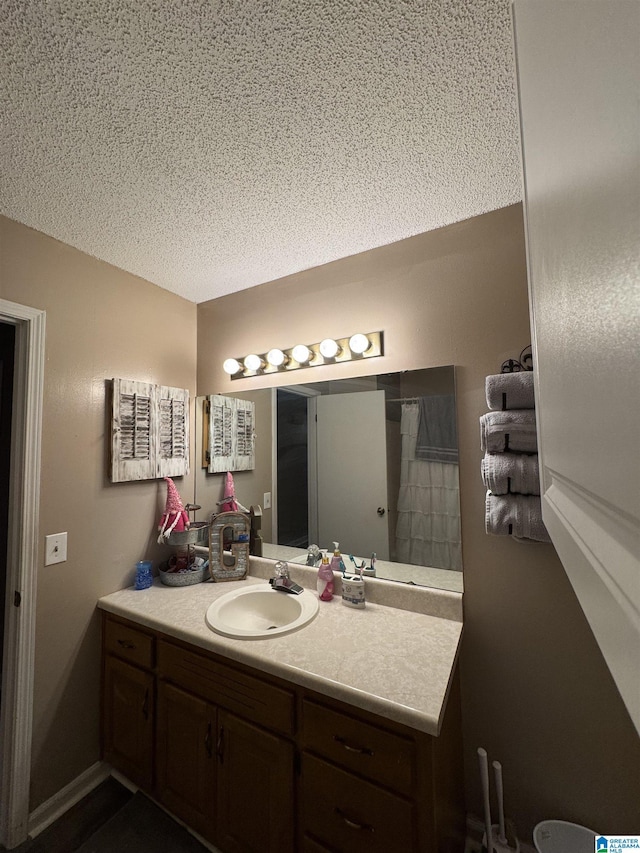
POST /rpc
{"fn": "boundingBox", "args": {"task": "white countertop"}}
[98,560,463,737]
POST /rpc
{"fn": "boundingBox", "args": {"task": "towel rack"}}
[500,344,533,374]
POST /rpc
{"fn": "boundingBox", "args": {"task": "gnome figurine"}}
[217,471,249,514]
[157,477,190,544]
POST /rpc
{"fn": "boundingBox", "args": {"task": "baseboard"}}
[27,760,112,839]
[107,769,222,853]
[108,768,138,795]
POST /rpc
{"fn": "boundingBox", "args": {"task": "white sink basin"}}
[205,584,319,639]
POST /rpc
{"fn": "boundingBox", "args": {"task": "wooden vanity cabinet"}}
[299,697,417,852]
[102,617,155,789]
[101,613,464,853]
[156,636,296,853]
[297,686,464,853]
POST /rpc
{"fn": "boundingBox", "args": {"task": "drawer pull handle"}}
[205,722,213,758]
[335,808,374,833]
[216,726,225,764]
[142,689,149,720]
[334,735,373,756]
[117,639,136,650]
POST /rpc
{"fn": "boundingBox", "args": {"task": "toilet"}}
[533,820,598,853]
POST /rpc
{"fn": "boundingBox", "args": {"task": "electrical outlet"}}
[263,492,272,509]
[45,532,68,566]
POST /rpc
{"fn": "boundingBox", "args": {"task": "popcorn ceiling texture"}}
[1,0,521,303]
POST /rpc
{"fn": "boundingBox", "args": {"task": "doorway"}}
[0,300,45,849]
[0,323,16,708]
[276,389,310,548]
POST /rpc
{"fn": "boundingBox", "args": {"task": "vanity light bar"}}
[224,332,384,379]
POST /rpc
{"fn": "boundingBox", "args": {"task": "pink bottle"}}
[316,550,334,601]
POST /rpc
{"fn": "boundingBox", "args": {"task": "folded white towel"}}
[485,492,551,542]
[480,410,537,453]
[485,372,535,411]
[481,451,540,495]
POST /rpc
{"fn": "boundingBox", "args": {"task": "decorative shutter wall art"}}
[111,378,190,482]
[157,385,189,478]
[207,395,255,473]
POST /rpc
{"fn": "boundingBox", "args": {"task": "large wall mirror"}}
[195,365,463,592]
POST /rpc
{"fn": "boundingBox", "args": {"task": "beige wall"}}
[0,216,197,808]
[197,204,640,835]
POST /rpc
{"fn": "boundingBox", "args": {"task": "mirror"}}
[195,366,462,591]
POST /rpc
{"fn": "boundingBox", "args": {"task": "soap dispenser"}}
[330,542,344,575]
[317,549,334,601]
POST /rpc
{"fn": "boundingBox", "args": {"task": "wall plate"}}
[45,533,67,566]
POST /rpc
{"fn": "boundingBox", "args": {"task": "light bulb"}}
[349,333,370,355]
[243,353,263,371]
[223,358,242,375]
[266,348,287,367]
[292,344,312,364]
[319,338,341,358]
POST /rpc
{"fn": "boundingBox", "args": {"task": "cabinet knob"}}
[117,639,136,650]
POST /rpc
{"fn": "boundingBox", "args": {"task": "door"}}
[0,301,45,849]
[276,389,310,547]
[216,710,295,853]
[103,656,154,790]
[513,1,640,732]
[315,390,389,560]
[156,681,216,842]
[0,324,15,699]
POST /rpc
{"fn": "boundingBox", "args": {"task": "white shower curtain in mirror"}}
[395,402,462,571]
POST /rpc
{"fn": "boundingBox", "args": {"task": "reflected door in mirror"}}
[315,390,389,560]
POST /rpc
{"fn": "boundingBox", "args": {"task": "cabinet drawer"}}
[158,639,295,736]
[104,616,155,670]
[301,754,415,853]
[301,698,415,795]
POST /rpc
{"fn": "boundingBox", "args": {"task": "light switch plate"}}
[45,532,68,566]
[263,492,272,509]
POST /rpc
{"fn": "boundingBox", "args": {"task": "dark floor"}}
[0,778,213,853]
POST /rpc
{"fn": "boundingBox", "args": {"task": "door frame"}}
[0,300,45,849]
[272,385,320,547]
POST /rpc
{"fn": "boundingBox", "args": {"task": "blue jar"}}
[135,560,153,590]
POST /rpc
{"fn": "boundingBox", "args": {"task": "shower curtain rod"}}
[387,395,421,402]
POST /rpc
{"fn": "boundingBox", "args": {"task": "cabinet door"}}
[216,710,294,853]
[156,681,216,843]
[103,655,154,789]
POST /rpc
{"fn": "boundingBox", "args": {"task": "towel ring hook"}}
[500,343,533,374]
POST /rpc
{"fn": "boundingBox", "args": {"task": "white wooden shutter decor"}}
[157,385,189,478]
[207,395,255,473]
[111,379,190,482]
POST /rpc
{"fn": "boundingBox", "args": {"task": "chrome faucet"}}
[306,544,321,566]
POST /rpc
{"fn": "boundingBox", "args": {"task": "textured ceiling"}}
[1,0,522,303]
